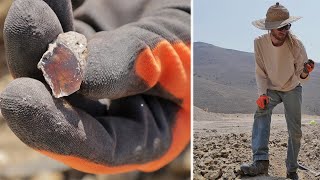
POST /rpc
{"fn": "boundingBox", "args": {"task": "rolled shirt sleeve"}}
[254,39,268,96]
[294,41,309,81]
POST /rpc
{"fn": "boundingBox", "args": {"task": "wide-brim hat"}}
[252,2,302,30]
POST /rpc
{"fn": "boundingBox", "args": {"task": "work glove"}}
[256,94,269,109]
[0,0,190,174]
[303,59,315,74]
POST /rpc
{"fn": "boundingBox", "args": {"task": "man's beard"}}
[271,30,288,42]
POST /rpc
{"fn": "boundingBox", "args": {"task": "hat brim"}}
[252,16,302,30]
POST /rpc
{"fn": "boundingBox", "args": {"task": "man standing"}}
[240,2,314,180]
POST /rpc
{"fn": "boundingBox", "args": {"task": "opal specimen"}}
[38,32,87,98]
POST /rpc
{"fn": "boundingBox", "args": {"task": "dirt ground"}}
[193,106,320,180]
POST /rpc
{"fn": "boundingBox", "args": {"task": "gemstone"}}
[38,32,87,98]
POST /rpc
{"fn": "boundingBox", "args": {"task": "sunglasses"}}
[277,23,291,31]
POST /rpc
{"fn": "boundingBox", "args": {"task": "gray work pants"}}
[252,85,302,172]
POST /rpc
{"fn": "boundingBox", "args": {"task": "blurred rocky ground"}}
[0,1,190,179]
[0,0,11,75]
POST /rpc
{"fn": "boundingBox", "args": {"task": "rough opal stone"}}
[38,32,87,98]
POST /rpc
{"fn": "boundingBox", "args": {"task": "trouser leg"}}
[252,90,282,161]
[282,85,302,172]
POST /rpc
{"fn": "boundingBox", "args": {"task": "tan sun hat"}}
[252,2,302,30]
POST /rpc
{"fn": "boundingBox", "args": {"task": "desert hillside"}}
[194,42,320,115]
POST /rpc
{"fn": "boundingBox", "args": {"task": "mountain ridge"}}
[194,41,320,115]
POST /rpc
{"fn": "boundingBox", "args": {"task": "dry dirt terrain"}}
[193,106,320,180]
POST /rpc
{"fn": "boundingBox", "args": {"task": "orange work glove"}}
[0,0,190,174]
[303,59,315,73]
[256,95,269,109]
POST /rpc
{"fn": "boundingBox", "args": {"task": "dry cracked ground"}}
[193,106,320,180]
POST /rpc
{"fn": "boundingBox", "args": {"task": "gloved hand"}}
[303,59,315,74]
[256,95,269,109]
[0,0,190,174]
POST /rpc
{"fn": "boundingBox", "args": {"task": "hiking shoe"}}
[240,160,269,176]
[286,172,298,180]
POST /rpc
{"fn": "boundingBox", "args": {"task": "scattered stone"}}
[281,142,287,147]
[194,119,320,180]
[204,170,222,179]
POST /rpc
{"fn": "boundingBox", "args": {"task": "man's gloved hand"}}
[256,94,269,109]
[0,0,190,174]
[303,59,315,74]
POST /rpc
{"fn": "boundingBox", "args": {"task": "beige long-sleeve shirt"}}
[254,33,308,96]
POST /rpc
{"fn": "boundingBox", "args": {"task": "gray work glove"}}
[0,0,190,174]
